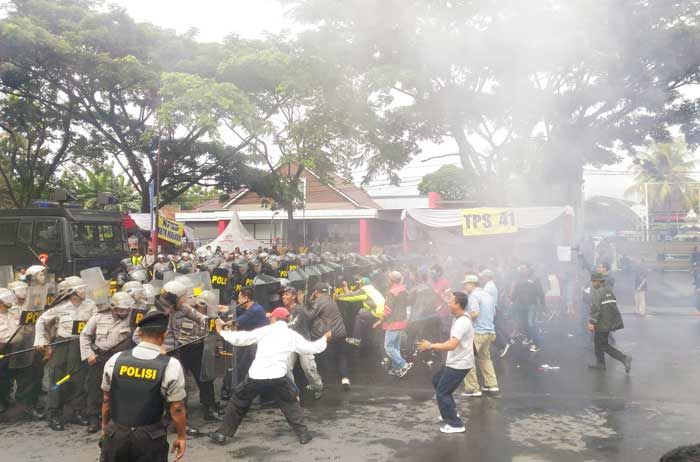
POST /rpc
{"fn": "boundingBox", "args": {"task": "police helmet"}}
[195,290,218,309]
[25,265,47,284]
[60,276,87,298]
[110,291,135,311]
[8,280,28,300]
[142,283,158,305]
[0,288,16,307]
[127,268,149,283]
[122,281,146,302]
[163,280,188,299]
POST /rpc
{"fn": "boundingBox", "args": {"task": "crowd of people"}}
[0,244,634,461]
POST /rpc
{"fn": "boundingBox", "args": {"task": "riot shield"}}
[303,265,322,294]
[287,269,308,292]
[0,265,13,289]
[163,271,176,283]
[199,317,217,382]
[80,267,110,306]
[253,274,281,311]
[318,263,335,285]
[9,284,48,369]
[196,271,213,295]
[184,273,204,297]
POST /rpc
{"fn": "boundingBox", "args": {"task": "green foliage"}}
[418,165,472,201]
[58,163,141,211]
[626,139,697,212]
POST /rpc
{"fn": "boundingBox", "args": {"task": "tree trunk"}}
[286,207,296,248]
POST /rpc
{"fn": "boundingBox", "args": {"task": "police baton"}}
[165,333,211,356]
[54,335,135,387]
[0,337,76,360]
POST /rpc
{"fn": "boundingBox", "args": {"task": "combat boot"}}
[202,405,222,422]
[48,411,65,431]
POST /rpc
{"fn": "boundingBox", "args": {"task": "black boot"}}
[48,411,65,431]
[186,426,202,437]
[72,409,89,426]
[202,405,222,422]
[220,388,231,401]
[87,416,100,434]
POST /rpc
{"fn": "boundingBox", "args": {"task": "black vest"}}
[110,348,170,427]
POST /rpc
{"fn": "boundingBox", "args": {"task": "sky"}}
[111,0,652,201]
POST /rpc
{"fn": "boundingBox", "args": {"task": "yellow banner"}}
[157,215,184,245]
[462,208,518,236]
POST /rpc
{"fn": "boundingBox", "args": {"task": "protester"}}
[588,273,632,373]
[511,264,544,353]
[382,271,413,378]
[309,282,351,389]
[209,307,330,446]
[417,291,474,434]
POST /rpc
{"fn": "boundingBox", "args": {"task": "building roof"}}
[217,164,381,210]
[192,192,242,212]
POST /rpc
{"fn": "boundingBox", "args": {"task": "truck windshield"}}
[70,222,126,257]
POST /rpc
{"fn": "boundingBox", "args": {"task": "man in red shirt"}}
[383,271,413,378]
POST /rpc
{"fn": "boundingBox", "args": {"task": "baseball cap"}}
[280,286,297,295]
[270,307,290,321]
[463,274,479,284]
[138,310,169,329]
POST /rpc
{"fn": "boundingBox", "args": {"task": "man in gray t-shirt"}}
[418,291,474,434]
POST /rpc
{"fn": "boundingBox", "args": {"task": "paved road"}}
[2,300,699,461]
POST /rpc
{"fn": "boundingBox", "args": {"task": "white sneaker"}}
[460,391,482,397]
[397,362,413,378]
[438,413,460,422]
[439,424,466,434]
[529,345,540,353]
[482,387,500,392]
[341,377,351,390]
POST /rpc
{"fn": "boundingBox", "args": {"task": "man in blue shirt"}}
[461,275,499,397]
[234,287,268,388]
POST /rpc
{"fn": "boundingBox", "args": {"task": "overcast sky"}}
[112,0,642,200]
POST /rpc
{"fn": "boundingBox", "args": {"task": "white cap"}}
[25,265,47,277]
[463,274,479,285]
[122,281,145,301]
[8,281,28,299]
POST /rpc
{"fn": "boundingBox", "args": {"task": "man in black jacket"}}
[588,273,632,373]
[309,283,351,390]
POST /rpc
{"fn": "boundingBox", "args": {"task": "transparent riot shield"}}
[253,274,281,311]
[80,267,110,306]
[9,284,49,369]
[0,265,13,289]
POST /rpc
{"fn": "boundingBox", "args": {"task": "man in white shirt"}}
[417,291,474,434]
[209,307,331,446]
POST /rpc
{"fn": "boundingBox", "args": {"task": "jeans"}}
[525,304,541,346]
[319,338,349,380]
[432,366,469,428]
[384,329,406,370]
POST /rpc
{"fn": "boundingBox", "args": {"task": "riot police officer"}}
[152,254,170,280]
[101,310,187,462]
[35,276,97,430]
[122,281,148,311]
[0,288,18,413]
[173,290,220,421]
[7,275,45,420]
[80,292,134,433]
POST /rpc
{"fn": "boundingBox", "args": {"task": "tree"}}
[218,36,420,242]
[418,165,473,201]
[170,185,219,211]
[626,139,697,212]
[284,0,700,205]
[0,88,95,207]
[0,0,263,212]
[58,163,141,211]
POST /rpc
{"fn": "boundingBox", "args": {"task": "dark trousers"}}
[320,338,349,379]
[178,343,215,407]
[234,345,256,386]
[0,361,11,406]
[11,360,43,407]
[102,422,168,462]
[594,331,627,365]
[218,375,307,438]
[493,311,510,350]
[352,310,375,340]
[47,338,85,415]
[86,356,108,418]
[432,366,469,428]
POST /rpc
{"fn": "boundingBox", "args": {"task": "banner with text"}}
[158,215,184,245]
[461,208,518,236]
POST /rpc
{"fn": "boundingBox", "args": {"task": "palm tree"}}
[626,140,697,212]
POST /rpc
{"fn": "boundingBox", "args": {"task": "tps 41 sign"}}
[461,208,518,236]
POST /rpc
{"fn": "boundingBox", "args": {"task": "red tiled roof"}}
[325,170,381,209]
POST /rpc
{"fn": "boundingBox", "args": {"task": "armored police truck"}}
[0,208,129,278]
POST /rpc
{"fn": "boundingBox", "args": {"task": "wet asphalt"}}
[1,271,699,462]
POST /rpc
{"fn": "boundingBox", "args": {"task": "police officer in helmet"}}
[101,310,187,462]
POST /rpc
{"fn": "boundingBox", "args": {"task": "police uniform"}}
[101,312,186,462]
[0,307,18,411]
[7,299,45,418]
[80,311,132,428]
[35,298,97,425]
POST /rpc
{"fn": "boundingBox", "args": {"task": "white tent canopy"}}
[196,212,259,253]
[401,206,574,228]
